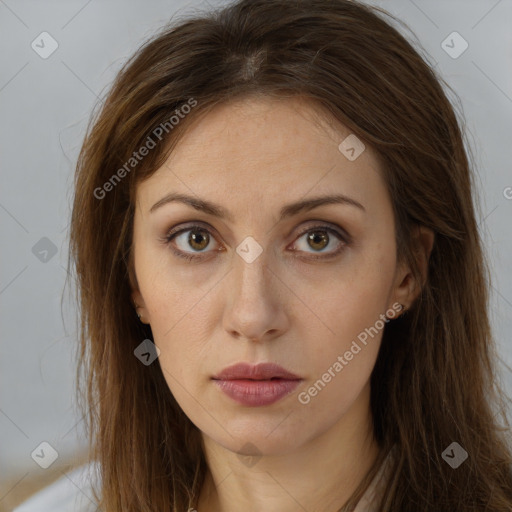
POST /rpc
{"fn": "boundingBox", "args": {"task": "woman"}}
[16,0,512,510]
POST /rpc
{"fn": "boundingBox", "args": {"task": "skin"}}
[131,96,434,512]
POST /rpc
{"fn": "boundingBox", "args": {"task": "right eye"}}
[164,224,221,261]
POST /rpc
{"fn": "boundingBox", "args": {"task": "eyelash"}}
[161,222,349,262]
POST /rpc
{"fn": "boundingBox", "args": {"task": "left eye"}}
[163,224,348,261]
[292,227,346,257]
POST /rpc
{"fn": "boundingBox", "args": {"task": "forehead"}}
[135,96,389,220]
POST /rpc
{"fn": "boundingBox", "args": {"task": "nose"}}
[222,250,289,344]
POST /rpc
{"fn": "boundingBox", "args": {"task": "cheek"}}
[294,302,385,420]
[142,276,218,393]
[316,241,394,329]
[296,239,395,391]
[149,292,220,428]
[137,238,211,329]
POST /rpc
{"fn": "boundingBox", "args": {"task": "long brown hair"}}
[67,0,512,510]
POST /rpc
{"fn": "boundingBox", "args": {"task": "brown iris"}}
[188,229,210,251]
[307,230,329,251]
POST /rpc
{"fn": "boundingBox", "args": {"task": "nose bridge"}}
[232,246,270,304]
[232,228,273,291]
[223,243,285,341]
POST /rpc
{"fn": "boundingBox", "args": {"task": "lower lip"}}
[212,379,302,406]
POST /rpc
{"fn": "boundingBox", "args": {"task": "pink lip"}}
[213,362,301,380]
[212,362,303,407]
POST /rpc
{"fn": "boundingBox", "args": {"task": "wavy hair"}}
[67,0,512,510]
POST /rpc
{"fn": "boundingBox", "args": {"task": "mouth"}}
[211,362,303,407]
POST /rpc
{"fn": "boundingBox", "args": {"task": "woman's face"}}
[131,96,413,456]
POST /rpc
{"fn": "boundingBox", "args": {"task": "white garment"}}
[13,461,101,512]
[13,450,393,511]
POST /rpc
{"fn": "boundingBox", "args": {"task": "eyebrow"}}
[149,192,365,222]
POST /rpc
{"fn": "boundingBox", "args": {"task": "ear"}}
[131,289,150,324]
[390,224,435,312]
[128,250,151,324]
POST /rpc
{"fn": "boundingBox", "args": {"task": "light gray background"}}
[1,0,511,495]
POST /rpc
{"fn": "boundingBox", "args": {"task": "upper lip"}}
[212,362,302,381]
